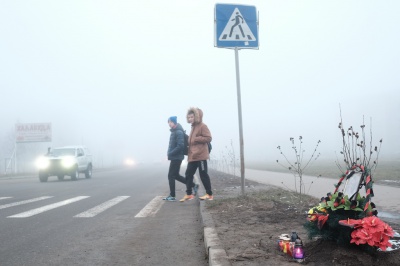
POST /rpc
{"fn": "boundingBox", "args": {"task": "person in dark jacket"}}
[180,108,213,202]
[164,116,198,201]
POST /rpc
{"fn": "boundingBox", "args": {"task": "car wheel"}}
[85,164,92,179]
[39,172,48,182]
[71,167,79,181]
[57,175,64,181]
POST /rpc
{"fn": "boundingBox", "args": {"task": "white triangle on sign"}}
[219,8,256,42]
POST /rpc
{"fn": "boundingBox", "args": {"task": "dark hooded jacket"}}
[186,107,212,162]
[167,123,185,161]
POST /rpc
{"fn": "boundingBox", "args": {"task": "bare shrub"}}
[276,136,321,195]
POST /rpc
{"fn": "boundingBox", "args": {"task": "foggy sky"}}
[1,1,399,170]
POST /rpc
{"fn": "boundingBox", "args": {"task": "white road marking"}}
[0,197,13,200]
[7,196,89,218]
[74,196,130,218]
[134,196,164,218]
[0,196,52,210]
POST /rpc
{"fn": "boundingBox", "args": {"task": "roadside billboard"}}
[15,123,52,143]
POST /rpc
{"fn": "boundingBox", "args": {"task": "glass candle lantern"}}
[293,239,304,260]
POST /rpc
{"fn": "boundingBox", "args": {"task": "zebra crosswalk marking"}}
[74,196,130,218]
[134,196,164,218]
[0,196,53,210]
[1,196,167,219]
[0,197,13,200]
[7,196,89,218]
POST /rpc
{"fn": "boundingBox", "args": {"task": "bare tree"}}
[336,109,382,175]
[276,136,321,195]
[226,139,237,178]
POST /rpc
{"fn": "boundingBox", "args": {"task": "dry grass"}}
[207,169,400,266]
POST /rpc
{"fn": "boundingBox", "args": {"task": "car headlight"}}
[36,157,50,169]
[124,158,136,166]
[61,156,75,168]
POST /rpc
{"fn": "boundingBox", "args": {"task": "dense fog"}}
[1,1,399,173]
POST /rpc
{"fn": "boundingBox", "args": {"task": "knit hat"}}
[168,116,177,125]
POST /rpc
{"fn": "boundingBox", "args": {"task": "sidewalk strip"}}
[134,196,164,218]
[74,196,130,218]
[7,196,89,218]
[0,196,52,210]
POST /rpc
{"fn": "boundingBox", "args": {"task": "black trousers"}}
[168,160,186,197]
[185,160,212,196]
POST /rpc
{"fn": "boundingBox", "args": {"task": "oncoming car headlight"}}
[36,157,50,169]
[61,156,75,168]
[124,158,136,166]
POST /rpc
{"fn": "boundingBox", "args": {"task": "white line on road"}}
[0,196,53,210]
[134,196,164,218]
[0,197,13,200]
[7,196,89,218]
[74,196,130,218]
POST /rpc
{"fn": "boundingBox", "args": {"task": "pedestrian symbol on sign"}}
[219,8,256,43]
[230,12,244,38]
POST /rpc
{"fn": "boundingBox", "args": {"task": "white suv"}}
[36,146,93,182]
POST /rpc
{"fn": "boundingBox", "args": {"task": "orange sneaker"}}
[199,194,214,200]
[179,194,195,202]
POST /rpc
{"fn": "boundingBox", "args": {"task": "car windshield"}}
[51,148,75,156]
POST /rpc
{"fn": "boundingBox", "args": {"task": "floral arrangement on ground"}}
[305,165,395,252]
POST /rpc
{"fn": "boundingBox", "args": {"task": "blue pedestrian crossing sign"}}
[215,4,259,49]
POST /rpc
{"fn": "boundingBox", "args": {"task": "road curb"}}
[199,200,232,266]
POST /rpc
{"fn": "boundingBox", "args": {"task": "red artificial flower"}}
[368,231,381,246]
[317,214,329,229]
[360,229,376,246]
[363,217,385,234]
[350,229,368,245]
[345,217,394,250]
[374,232,392,251]
[307,214,317,222]
[382,223,395,237]
[376,241,391,251]
[339,218,363,228]
[350,200,358,209]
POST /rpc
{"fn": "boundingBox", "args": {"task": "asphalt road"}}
[243,168,400,216]
[0,164,207,266]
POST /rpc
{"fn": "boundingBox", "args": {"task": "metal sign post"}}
[14,142,17,173]
[234,47,246,195]
[215,4,259,195]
